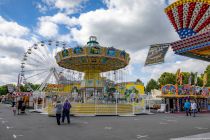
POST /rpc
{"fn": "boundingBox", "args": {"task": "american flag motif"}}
[165,0,210,39]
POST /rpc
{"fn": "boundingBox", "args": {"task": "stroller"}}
[21,103,26,114]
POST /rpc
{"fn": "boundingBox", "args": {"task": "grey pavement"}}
[1,104,210,140]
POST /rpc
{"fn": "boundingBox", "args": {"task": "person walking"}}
[62,99,71,124]
[55,100,63,125]
[12,98,16,107]
[17,98,23,115]
[21,102,26,114]
[191,100,197,117]
[184,100,191,116]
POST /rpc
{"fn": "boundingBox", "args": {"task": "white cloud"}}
[0,36,31,58]
[37,21,59,38]
[0,17,32,85]
[36,13,78,40]
[35,2,48,14]
[0,57,21,74]
[40,0,87,14]
[71,0,178,52]
[0,16,29,37]
[38,13,78,26]
[0,16,32,58]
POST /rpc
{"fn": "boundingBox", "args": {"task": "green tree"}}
[146,79,159,93]
[197,76,203,87]
[158,72,176,86]
[0,85,8,95]
[20,85,28,92]
[28,83,40,91]
[182,72,190,84]
[204,65,210,87]
[136,79,144,85]
[191,72,196,85]
[19,83,41,92]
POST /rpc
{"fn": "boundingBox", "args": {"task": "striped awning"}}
[14,92,33,97]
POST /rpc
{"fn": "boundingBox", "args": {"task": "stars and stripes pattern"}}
[165,0,210,39]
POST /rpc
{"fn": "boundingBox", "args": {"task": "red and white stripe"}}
[14,92,33,97]
[172,6,181,30]
[189,2,203,29]
[183,2,190,28]
[194,5,210,32]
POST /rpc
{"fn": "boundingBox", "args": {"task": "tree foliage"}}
[158,72,176,86]
[0,85,8,95]
[181,72,190,84]
[197,76,203,87]
[204,65,210,87]
[146,79,159,93]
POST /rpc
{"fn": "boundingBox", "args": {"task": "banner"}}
[145,43,170,66]
[45,84,64,92]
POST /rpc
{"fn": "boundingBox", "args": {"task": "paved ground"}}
[1,104,210,140]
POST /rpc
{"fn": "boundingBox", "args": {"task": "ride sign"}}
[145,43,170,66]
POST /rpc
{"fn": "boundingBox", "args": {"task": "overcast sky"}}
[0,0,209,85]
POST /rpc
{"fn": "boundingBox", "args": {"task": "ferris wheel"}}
[20,40,82,93]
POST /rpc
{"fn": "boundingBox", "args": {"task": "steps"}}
[47,103,133,116]
[72,103,133,115]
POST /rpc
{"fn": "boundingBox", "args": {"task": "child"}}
[13,106,17,116]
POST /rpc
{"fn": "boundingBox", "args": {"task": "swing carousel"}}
[19,36,146,116]
[55,36,130,104]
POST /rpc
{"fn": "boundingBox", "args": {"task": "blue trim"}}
[177,28,197,39]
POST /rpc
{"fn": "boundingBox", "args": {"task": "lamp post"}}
[114,70,118,116]
[115,91,119,115]
[132,93,135,115]
[148,92,151,113]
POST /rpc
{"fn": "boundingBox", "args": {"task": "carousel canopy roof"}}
[165,0,210,61]
[55,37,130,72]
[165,0,210,39]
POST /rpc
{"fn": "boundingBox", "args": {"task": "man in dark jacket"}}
[62,99,71,124]
[17,98,23,115]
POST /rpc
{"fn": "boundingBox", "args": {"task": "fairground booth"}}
[159,84,209,112]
